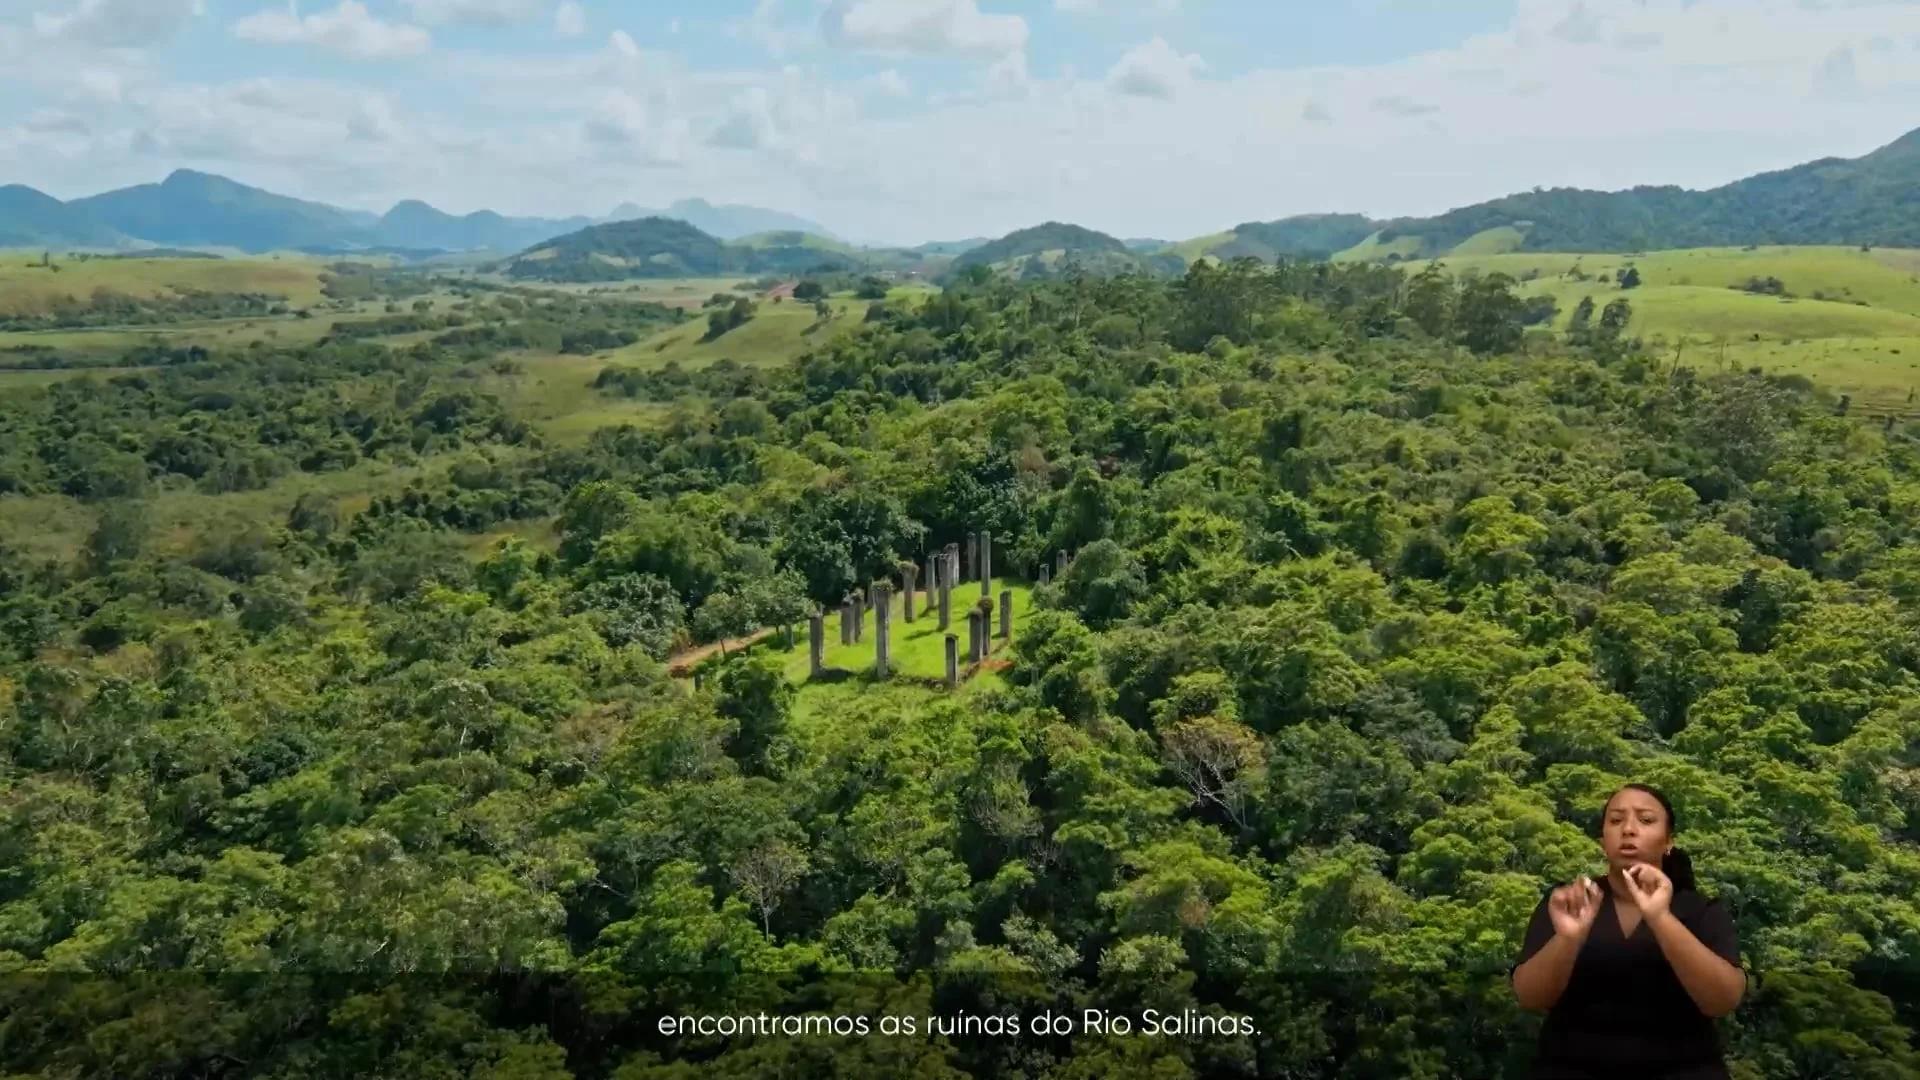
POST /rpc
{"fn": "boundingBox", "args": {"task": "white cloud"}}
[1106,36,1203,99]
[735,0,817,58]
[821,0,1027,57]
[1057,0,1180,12]
[33,0,199,48]
[400,0,543,26]
[1371,94,1437,118]
[553,1,584,37]
[12,0,1920,245]
[984,49,1029,96]
[24,107,90,134]
[232,2,431,59]
[79,69,125,103]
[585,89,687,166]
[707,86,778,149]
[871,68,910,97]
[347,95,398,142]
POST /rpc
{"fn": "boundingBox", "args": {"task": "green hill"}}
[503,218,869,282]
[506,217,739,281]
[733,230,856,254]
[1339,125,1920,260]
[949,222,1177,279]
[1174,214,1382,263]
[0,185,127,249]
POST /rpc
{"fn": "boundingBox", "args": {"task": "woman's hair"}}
[1605,783,1698,892]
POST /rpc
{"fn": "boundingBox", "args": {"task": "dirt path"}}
[667,627,781,676]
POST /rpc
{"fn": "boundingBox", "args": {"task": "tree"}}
[1566,295,1597,345]
[1597,297,1633,349]
[1452,272,1526,355]
[703,296,756,341]
[566,572,685,656]
[1161,714,1266,829]
[1402,263,1454,339]
[85,500,151,573]
[730,840,808,936]
[793,280,826,302]
[718,653,795,776]
[1617,266,1642,289]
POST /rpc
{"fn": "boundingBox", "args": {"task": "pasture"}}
[1404,245,1920,416]
[601,295,869,371]
[0,253,333,312]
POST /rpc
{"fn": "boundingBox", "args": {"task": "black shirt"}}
[1512,882,1742,1079]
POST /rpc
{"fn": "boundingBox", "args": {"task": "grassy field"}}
[0,365,151,388]
[0,254,332,312]
[488,351,673,443]
[1407,246,1920,318]
[773,579,1035,685]
[600,296,869,371]
[1393,245,1920,416]
[481,276,753,308]
[1333,231,1425,263]
[0,455,446,562]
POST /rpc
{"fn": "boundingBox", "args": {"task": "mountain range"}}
[1182,125,1920,263]
[5,125,1918,267]
[0,170,835,254]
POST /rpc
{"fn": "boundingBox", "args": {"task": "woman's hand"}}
[1622,862,1674,924]
[1549,876,1603,941]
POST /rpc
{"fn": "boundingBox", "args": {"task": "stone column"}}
[938,559,952,630]
[978,531,992,597]
[945,634,959,689]
[925,554,938,611]
[964,534,976,584]
[852,590,864,643]
[999,589,1013,641]
[809,610,825,676]
[874,583,892,680]
[902,562,918,623]
[967,609,982,665]
[1039,563,1050,587]
[840,600,854,645]
[1055,549,1068,577]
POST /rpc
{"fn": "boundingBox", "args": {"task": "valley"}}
[7,124,1920,1080]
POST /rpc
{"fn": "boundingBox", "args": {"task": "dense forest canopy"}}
[2,256,1919,1077]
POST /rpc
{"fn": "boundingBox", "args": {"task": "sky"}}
[2,0,1920,247]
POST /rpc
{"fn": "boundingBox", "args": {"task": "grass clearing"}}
[1391,245,1920,417]
[1409,246,1920,319]
[0,366,151,388]
[0,255,331,313]
[0,456,451,563]
[1334,231,1426,263]
[776,579,1035,686]
[602,297,866,371]
[489,351,673,443]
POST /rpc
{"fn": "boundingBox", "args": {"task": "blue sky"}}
[3,0,1920,245]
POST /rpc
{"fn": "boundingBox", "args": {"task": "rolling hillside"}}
[948,222,1184,279]
[1168,213,1382,264]
[1329,125,1920,261]
[1,171,837,255]
[501,218,866,282]
[0,185,128,249]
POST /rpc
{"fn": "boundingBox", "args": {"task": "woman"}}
[1510,783,1748,1079]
